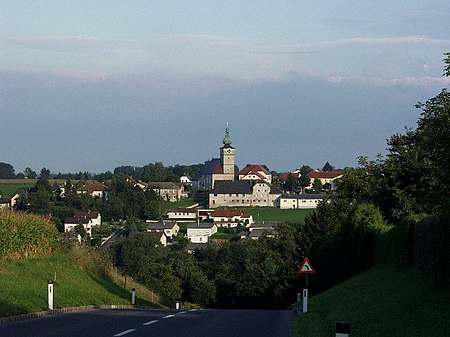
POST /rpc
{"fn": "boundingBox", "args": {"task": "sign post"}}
[298,257,316,314]
[131,288,136,305]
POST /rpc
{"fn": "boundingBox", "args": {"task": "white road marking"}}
[177,311,188,315]
[113,329,135,336]
[188,309,197,312]
[162,314,175,319]
[143,320,158,326]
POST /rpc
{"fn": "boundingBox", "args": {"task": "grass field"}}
[161,198,198,213]
[291,264,450,337]
[0,250,163,317]
[0,182,35,198]
[242,207,313,223]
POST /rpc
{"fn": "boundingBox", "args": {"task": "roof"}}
[281,194,328,200]
[147,182,182,189]
[147,222,178,230]
[78,183,108,193]
[65,217,90,225]
[211,209,244,218]
[248,228,277,239]
[249,223,276,230]
[239,164,271,176]
[0,198,10,204]
[203,158,223,175]
[187,223,216,229]
[73,211,100,219]
[279,172,300,182]
[307,170,343,179]
[210,180,281,195]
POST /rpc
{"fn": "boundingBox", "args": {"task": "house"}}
[187,223,218,243]
[180,175,192,185]
[0,197,10,210]
[279,194,327,209]
[64,211,102,235]
[210,208,254,227]
[146,221,180,238]
[209,180,282,208]
[73,211,102,226]
[239,164,272,184]
[193,125,235,191]
[245,222,277,240]
[127,176,147,190]
[77,183,109,199]
[307,170,343,190]
[166,208,198,220]
[147,182,186,202]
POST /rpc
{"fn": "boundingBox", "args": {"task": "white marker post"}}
[131,288,136,305]
[297,257,316,314]
[302,288,308,313]
[48,281,54,310]
[336,322,350,336]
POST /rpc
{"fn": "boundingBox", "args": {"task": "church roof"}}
[199,158,223,176]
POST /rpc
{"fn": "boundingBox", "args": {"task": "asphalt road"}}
[0,308,296,337]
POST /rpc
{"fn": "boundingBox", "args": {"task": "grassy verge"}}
[291,264,450,337]
[0,250,163,317]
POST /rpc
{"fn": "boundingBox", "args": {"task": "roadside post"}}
[297,257,316,314]
[336,322,350,336]
[48,280,54,310]
[131,288,136,305]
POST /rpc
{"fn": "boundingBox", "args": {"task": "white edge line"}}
[143,320,159,326]
[113,329,135,337]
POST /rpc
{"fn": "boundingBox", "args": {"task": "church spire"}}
[222,122,232,146]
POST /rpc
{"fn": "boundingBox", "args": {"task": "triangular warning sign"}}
[298,257,316,274]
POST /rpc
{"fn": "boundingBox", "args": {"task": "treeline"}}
[0,162,204,183]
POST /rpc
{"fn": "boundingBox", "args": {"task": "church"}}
[193,125,282,208]
[193,125,236,191]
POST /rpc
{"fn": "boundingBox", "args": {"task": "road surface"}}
[0,308,295,337]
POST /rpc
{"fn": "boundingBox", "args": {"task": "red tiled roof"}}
[279,172,300,182]
[74,211,100,219]
[239,164,270,176]
[307,170,343,179]
[78,183,108,193]
[211,209,244,217]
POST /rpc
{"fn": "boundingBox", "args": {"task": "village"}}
[0,125,343,249]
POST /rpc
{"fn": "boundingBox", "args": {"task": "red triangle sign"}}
[298,257,316,274]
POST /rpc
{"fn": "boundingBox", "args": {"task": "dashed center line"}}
[143,320,159,326]
[113,329,135,337]
[162,314,176,319]
[178,311,188,315]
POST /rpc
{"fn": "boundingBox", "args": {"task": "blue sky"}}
[1,1,450,174]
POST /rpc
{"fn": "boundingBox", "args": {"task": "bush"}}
[0,210,58,260]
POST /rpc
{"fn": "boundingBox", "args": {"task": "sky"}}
[1,1,450,174]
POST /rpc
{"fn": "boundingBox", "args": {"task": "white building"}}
[279,194,327,209]
[146,221,180,238]
[187,223,218,243]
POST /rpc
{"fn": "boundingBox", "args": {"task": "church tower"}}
[220,124,235,180]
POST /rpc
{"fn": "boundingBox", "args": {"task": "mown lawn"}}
[242,207,313,223]
[291,264,450,337]
[161,198,198,213]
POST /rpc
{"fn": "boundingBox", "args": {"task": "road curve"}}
[0,308,295,337]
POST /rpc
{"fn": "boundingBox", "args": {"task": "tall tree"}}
[24,167,37,179]
[0,162,15,179]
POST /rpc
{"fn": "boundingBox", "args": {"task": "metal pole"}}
[131,288,136,305]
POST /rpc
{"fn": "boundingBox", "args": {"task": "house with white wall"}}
[187,223,217,243]
[279,194,327,209]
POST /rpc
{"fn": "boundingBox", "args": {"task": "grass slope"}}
[242,207,313,223]
[0,251,162,317]
[291,264,450,337]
